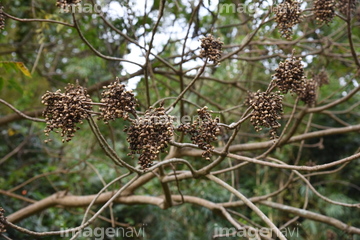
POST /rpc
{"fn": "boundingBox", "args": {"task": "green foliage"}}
[1,0,360,239]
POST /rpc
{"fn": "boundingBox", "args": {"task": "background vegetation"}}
[1,0,360,239]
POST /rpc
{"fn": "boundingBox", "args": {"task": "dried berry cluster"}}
[0,4,5,30]
[314,0,336,24]
[0,207,6,233]
[98,78,137,123]
[125,106,174,169]
[246,91,284,139]
[273,56,317,105]
[42,84,92,143]
[177,107,220,160]
[56,0,81,9]
[313,69,330,87]
[274,0,303,39]
[200,34,223,65]
[337,0,357,16]
[273,56,306,94]
[299,78,317,105]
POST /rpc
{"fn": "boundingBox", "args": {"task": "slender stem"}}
[206,174,287,240]
[0,99,45,122]
[167,61,207,111]
[79,173,132,229]
[71,13,142,67]
[346,0,360,67]
[3,12,74,27]
[143,0,166,107]
[69,174,140,240]
[87,116,142,174]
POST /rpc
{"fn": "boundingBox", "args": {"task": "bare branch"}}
[260,201,360,235]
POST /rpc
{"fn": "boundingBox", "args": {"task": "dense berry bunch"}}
[200,34,223,65]
[0,4,5,30]
[273,56,306,94]
[274,56,319,105]
[314,0,336,24]
[337,0,356,16]
[98,78,137,123]
[313,69,330,87]
[246,91,284,139]
[274,0,303,39]
[56,0,81,9]
[125,106,174,169]
[299,78,317,106]
[42,84,92,143]
[177,107,220,160]
[0,207,6,233]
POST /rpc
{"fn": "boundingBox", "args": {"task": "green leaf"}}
[56,24,64,33]
[151,0,160,11]
[0,61,32,77]
[8,78,23,94]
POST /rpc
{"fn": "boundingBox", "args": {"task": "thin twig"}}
[78,173,132,232]
[167,60,207,111]
[87,116,142,174]
[3,12,74,27]
[71,13,142,67]
[0,99,45,123]
[206,174,287,240]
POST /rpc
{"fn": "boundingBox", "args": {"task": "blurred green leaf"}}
[0,61,32,77]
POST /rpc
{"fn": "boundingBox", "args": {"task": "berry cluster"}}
[56,0,81,9]
[313,69,330,87]
[273,56,318,105]
[200,34,223,65]
[246,91,284,139]
[42,83,92,143]
[177,107,220,160]
[0,4,5,30]
[299,78,317,106]
[125,106,174,169]
[98,78,137,123]
[0,207,6,233]
[274,0,303,39]
[273,56,306,94]
[314,0,336,24]
[337,0,356,16]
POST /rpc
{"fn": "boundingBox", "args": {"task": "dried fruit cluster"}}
[314,0,336,24]
[313,69,330,87]
[273,56,317,105]
[42,84,92,143]
[125,106,174,169]
[200,34,223,65]
[0,4,5,30]
[274,0,303,39]
[246,91,284,139]
[300,78,317,105]
[337,0,357,16]
[0,207,6,233]
[177,107,220,159]
[98,78,137,123]
[56,0,82,9]
[273,56,306,94]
